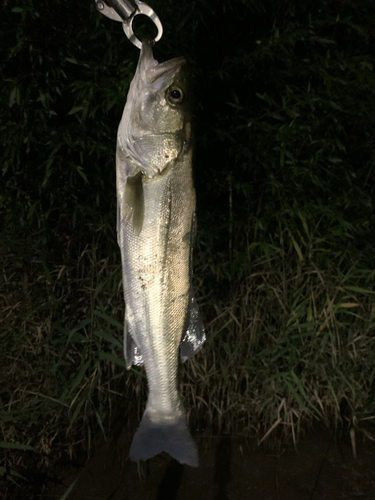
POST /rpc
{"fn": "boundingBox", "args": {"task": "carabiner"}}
[95,0,163,49]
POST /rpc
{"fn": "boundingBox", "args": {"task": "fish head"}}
[118,41,192,177]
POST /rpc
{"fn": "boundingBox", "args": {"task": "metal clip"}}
[95,0,163,49]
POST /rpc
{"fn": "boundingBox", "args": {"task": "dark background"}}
[1,0,375,496]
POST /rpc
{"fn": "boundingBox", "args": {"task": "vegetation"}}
[1,0,375,496]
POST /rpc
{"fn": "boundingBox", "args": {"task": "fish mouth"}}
[140,40,186,85]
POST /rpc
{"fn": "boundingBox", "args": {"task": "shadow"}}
[214,435,232,500]
[308,432,334,500]
[155,459,184,500]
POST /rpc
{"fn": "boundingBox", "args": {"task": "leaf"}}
[94,310,123,330]
[0,441,35,451]
[343,286,375,295]
[291,236,303,261]
[337,303,360,308]
[68,361,90,396]
[95,409,107,439]
[99,351,127,368]
[70,397,86,426]
[59,478,79,500]
[328,156,342,164]
[290,371,308,398]
[68,106,83,116]
[256,92,270,102]
[65,57,79,64]
[227,102,243,110]
[38,90,48,109]
[94,330,122,349]
[280,148,285,167]
[329,101,343,111]
[94,281,106,299]
[0,466,26,486]
[283,379,306,408]
[9,88,17,107]
[311,37,336,45]
[62,319,92,348]
[327,380,340,410]
[307,305,312,322]
[76,166,88,183]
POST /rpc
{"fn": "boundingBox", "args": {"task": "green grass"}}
[186,233,375,444]
[1,225,375,495]
[2,0,375,496]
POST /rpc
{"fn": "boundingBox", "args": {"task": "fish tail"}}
[129,409,198,467]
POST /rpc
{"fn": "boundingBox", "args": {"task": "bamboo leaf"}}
[59,478,79,500]
[94,310,123,330]
[343,286,375,295]
[68,361,90,396]
[337,303,360,308]
[94,281,106,299]
[68,106,83,115]
[0,441,35,451]
[94,330,122,349]
[291,236,303,261]
[99,351,126,368]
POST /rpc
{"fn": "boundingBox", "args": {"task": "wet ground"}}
[46,428,375,500]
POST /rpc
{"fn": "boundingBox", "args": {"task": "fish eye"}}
[167,86,184,104]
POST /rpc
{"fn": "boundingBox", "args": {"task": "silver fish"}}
[116,41,205,467]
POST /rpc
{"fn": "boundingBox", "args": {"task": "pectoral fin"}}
[180,297,206,362]
[122,172,144,236]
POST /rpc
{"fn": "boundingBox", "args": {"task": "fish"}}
[116,40,205,467]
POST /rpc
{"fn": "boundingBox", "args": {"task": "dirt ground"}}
[43,425,375,500]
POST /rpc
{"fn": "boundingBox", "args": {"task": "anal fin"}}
[180,296,206,362]
[124,313,144,369]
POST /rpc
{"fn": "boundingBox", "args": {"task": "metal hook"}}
[95,0,163,49]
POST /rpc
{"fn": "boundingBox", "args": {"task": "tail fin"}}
[129,409,198,467]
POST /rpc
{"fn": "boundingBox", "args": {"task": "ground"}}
[45,427,375,500]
